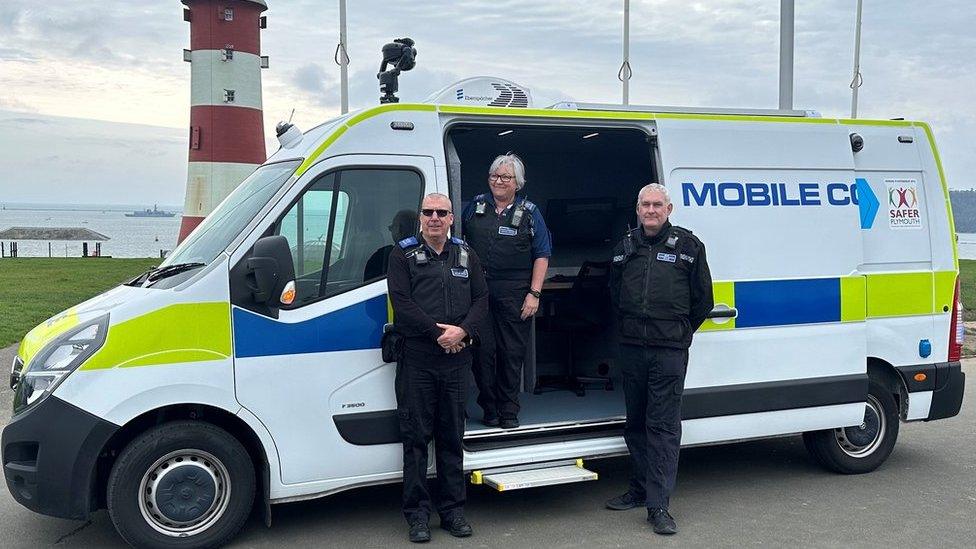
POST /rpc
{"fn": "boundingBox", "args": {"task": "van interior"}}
[445,122,657,448]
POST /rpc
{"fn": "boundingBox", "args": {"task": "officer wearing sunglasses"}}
[387,193,488,542]
[462,153,552,429]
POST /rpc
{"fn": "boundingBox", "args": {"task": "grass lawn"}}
[960,260,976,320]
[0,258,159,348]
[0,258,973,350]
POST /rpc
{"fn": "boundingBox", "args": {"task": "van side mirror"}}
[246,235,296,305]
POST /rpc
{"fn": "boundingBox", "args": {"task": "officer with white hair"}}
[605,182,713,535]
[462,152,552,429]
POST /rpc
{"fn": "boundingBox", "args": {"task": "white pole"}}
[850,0,863,118]
[618,0,632,105]
[778,0,794,110]
[338,0,349,114]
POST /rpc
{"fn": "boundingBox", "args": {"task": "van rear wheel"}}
[107,421,255,549]
[802,379,899,474]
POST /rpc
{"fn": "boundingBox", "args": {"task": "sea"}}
[2,203,976,260]
[0,203,181,258]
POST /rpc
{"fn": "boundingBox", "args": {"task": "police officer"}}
[387,193,488,543]
[462,153,552,429]
[605,183,713,535]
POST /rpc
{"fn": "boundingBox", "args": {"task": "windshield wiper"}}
[126,262,207,287]
[145,262,206,283]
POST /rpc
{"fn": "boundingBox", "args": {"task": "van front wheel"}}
[802,379,899,474]
[107,421,255,549]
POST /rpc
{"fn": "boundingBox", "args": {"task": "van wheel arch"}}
[94,404,271,522]
[867,357,909,419]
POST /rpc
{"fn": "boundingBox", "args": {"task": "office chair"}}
[535,260,614,396]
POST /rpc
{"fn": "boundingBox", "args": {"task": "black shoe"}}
[499,417,519,429]
[408,522,431,543]
[647,508,677,535]
[483,413,500,427]
[605,491,646,510]
[440,515,473,538]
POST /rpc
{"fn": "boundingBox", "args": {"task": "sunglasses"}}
[421,209,452,218]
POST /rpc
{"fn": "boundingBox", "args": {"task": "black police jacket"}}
[463,194,536,281]
[387,235,489,354]
[610,221,714,349]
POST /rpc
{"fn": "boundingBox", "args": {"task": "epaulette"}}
[397,236,419,249]
[522,199,536,211]
[450,236,467,246]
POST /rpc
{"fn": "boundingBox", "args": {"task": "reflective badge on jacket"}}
[498,226,518,236]
[451,268,469,278]
[656,252,677,263]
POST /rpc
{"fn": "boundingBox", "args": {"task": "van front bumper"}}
[2,395,118,520]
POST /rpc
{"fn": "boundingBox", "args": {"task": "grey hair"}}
[636,183,671,205]
[422,192,453,208]
[488,152,527,190]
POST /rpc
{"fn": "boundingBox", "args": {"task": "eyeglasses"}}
[488,174,515,183]
[421,209,452,218]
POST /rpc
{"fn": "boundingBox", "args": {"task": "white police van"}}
[4,76,965,548]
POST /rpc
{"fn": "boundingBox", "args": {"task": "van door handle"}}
[707,307,737,319]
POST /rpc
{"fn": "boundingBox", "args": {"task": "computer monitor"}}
[544,197,617,246]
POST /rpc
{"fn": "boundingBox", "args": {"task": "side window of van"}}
[276,168,423,306]
[276,173,346,304]
[322,169,423,298]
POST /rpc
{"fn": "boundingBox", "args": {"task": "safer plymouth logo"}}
[886,179,922,229]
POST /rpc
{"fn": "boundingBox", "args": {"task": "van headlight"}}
[13,314,109,414]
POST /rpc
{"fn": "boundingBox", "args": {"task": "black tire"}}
[803,378,899,474]
[106,421,255,549]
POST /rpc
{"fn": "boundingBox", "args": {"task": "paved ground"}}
[1,343,973,548]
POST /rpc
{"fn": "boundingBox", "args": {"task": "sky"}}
[0,0,973,206]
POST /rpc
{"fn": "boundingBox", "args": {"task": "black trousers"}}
[473,279,531,419]
[620,344,688,510]
[396,348,469,524]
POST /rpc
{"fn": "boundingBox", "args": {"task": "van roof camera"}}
[377,37,417,104]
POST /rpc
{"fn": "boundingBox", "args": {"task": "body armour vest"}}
[613,225,699,348]
[396,236,473,336]
[464,194,535,281]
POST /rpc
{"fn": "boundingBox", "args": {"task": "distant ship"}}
[126,204,176,218]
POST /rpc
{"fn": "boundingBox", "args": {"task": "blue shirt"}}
[462,193,552,259]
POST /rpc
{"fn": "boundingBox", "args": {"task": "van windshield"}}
[163,160,301,268]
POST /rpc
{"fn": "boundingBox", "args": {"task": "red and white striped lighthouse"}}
[178,0,269,242]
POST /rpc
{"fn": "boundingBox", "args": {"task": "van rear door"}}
[655,117,868,444]
[846,124,940,377]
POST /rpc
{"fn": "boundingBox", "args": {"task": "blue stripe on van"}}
[233,295,387,358]
[734,278,840,328]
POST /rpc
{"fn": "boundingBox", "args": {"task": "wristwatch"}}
[528,289,542,298]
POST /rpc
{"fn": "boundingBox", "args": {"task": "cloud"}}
[1,0,975,201]
[0,46,36,61]
[0,97,38,113]
[293,63,332,94]
[0,109,186,206]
